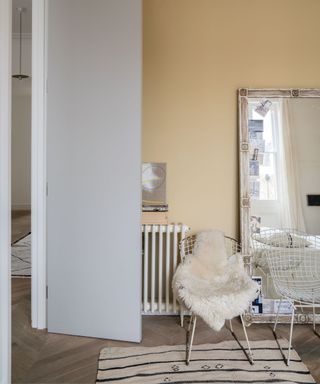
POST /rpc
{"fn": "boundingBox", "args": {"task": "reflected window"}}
[248,100,280,201]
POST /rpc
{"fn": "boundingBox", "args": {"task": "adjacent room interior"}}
[11,0,32,277]
[5,0,320,383]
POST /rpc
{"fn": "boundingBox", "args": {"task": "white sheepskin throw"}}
[173,230,259,331]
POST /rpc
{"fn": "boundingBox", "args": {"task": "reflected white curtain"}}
[278,99,306,231]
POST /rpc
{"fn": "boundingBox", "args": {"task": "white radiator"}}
[141,224,189,315]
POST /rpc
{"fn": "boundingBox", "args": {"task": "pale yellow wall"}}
[143,0,320,237]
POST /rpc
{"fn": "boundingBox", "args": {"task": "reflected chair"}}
[251,228,320,297]
[173,232,259,365]
[266,245,320,365]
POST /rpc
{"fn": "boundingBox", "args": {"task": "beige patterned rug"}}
[11,233,31,277]
[96,339,315,383]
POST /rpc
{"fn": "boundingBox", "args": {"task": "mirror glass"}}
[248,98,320,236]
[239,89,320,322]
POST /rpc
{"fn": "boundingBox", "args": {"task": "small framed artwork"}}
[249,119,264,134]
[254,99,272,117]
[142,162,167,206]
[249,160,260,176]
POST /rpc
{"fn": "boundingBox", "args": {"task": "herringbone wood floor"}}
[12,211,320,383]
[12,210,31,243]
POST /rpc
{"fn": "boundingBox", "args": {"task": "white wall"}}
[11,35,31,209]
[290,99,320,235]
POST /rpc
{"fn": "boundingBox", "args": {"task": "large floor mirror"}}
[239,88,320,325]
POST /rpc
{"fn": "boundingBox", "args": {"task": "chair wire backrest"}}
[179,234,241,262]
[251,228,320,250]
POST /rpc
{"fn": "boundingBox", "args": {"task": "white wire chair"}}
[266,245,320,365]
[251,228,320,297]
[178,235,254,365]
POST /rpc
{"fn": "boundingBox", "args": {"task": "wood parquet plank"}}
[12,279,320,384]
[11,212,320,383]
[11,210,31,243]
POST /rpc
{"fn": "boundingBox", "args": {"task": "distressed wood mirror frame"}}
[238,88,320,325]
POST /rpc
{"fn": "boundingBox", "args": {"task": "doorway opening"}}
[11,2,32,380]
[11,2,32,277]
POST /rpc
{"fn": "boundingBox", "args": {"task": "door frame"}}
[0,0,12,382]
[1,0,47,379]
[31,0,48,330]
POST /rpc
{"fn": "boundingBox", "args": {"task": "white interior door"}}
[47,0,142,342]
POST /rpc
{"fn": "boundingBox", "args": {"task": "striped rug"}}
[96,339,315,383]
[12,233,31,277]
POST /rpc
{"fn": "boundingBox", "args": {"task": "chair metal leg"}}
[271,299,286,364]
[286,306,295,366]
[229,319,233,333]
[180,311,184,328]
[186,315,197,365]
[312,304,316,332]
[185,314,192,355]
[312,303,320,338]
[228,315,254,365]
[273,298,282,333]
[272,299,285,363]
[272,300,295,366]
[240,314,254,364]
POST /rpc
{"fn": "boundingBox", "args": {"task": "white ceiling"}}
[12,0,32,34]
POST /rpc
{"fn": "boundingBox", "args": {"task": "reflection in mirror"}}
[248,97,320,300]
[249,98,320,235]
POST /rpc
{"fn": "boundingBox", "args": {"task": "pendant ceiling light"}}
[12,7,29,80]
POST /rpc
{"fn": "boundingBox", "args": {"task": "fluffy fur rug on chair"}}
[173,230,259,331]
